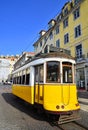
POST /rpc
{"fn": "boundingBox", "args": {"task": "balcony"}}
[75,54,86,62]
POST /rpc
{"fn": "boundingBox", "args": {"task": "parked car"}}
[3,81,12,85]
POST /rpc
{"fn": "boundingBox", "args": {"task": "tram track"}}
[50,121,88,130]
[73,121,88,130]
[57,122,88,130]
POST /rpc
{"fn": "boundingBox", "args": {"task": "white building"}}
[0,55,19,82]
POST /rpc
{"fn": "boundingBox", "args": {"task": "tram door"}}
[34,65,44,104]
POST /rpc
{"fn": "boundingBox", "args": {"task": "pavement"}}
[78,90,88,112]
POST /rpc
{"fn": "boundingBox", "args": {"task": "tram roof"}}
[26,51,75,64]
[38,52,74,59]
[13,52,75,73]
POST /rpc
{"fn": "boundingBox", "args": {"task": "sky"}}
[0,0,68,56]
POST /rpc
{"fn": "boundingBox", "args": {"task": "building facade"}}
[0,55,19,82]
[33,0,88,90]
[14,52,35,71]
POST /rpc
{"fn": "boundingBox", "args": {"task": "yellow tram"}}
[12,51,80,124]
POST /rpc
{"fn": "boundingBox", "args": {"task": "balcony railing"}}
[75,54,86,61]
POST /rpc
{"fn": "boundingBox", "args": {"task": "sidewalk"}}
[78,90,88,98]
[78,91,88,112]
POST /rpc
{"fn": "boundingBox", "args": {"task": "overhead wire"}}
[13,0,69,64]
[20,0,88,55]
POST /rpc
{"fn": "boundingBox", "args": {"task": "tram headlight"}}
[75,103,79,107]
[56,105,60,109]
[61,105,65,109]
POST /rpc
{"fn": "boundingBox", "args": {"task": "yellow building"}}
[33,0,88,90]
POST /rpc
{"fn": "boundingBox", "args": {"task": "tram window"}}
[17,77,19,84]
[13,78,14,84]
[15,77,17,84]
[26,74,30,85]
[17,76,20,84]
[46,61,60,83]
[39,65,44,83]
[63,62,73,83]
[22,75,25,84]
[19,76,21,84]
[35,66,38,82]
[13,77,16,84]
[15,77,16,84]
[35,65,44,83]
[17,76,21,84]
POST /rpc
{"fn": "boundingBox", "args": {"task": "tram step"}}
[58,113,81,124]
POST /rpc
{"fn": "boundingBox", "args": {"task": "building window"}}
[44,36,47,43]
[73,8,80,20]
[64,33,69,44]
[75,25,81,38]
[34,45,38,52]
[49,31,53,40]
[56,39,60,48]
[76,68,85,88]
[57,13,62,21]
[63,17,68,28]
[74,0,80,5]
[40,41,42,47]
[44,45,48,53]
[55,26,59,34]
[48,23,52,29]
[76,44,82,59]
[64,8,68,15]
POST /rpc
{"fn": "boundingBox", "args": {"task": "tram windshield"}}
[46,61,60,83]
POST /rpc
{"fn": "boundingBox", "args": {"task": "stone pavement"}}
[78,90,88,112]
